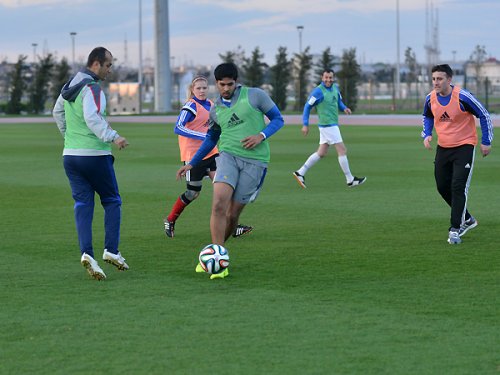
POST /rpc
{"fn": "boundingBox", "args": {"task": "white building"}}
[465,58,500,94]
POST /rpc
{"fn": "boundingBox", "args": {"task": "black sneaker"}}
[293,171,306,188]
[347,176,366,187]
[232,224,253,238]
[164,220,175,238]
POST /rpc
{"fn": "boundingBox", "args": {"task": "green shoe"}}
[210,268,229,280]
[195,263,205,273]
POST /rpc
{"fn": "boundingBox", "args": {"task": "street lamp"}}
[296,26,304,110]
[31,43,38,64]
[296,25,304,54]
[70,32,77,70]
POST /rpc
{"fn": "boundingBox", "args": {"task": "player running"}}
[293,69,366,188]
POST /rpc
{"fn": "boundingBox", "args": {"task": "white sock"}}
[298,152,321,175]
[338,155,354,182]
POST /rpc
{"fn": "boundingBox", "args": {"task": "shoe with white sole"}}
[459,216,478,237]
[347,176,366,187]
[81,253,106,281]
[164,220,175,238]
[447,228,462,245]
[102,249,129,271]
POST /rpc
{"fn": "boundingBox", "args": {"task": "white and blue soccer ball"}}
[199,244,229,274]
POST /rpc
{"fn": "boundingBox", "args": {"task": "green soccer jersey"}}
[215,86,270,163]
[317,84,340,126]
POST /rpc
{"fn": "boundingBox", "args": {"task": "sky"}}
[1,0,499,69]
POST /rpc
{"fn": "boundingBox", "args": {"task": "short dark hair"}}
[214,62,238,81]
[323,69,335,75]
[431,64,453,78]
[86,47,111,68]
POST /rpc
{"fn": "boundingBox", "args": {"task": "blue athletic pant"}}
[63,155,122,257]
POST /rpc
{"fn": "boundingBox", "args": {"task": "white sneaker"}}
[447,229,462,245]
[103,249,129,271]
[81,253,106,281]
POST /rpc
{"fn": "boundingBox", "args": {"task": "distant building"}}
[0,61,13,102]
[107,83,141,115]
[464,57,500,95]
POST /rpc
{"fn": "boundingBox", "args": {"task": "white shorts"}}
[319,126,343,145]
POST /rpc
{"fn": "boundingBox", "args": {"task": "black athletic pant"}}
[434,144,474,229]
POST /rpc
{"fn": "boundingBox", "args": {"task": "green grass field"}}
[1,121,498,374]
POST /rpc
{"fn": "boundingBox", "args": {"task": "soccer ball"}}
[199,244,230,274]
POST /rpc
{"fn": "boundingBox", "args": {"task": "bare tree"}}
[404,47,419,109]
